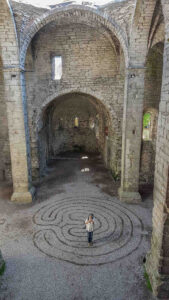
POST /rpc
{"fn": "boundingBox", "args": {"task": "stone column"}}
[145,11,169,296]
[3,66,35,203]
[118,67,145,203]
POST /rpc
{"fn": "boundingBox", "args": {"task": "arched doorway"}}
[38,93,112,176]
[140,41,164,192]
[24,11,126,181]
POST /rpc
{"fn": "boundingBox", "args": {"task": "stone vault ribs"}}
[33,196,144,265]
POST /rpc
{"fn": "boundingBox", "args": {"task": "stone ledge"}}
[11,187,35,203]
[118,188,142,203]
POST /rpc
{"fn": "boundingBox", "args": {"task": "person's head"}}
[88,214,94,220]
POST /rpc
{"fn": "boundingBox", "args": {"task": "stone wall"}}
[101,0,135,38]
[10,0,132,49]
[10,0,47,46]
[140,141,156,184]
[1,0,169,297]
[143,42,164,111]
[25,21,125,179]
[38,93,106,175]
[47,94,100,155]
[0,63,11,182]
[145,0,169,297]
[139,42,164,185]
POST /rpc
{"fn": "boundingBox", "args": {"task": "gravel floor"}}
[0,153,157,300]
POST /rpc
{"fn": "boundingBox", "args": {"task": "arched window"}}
[143,112,151,140]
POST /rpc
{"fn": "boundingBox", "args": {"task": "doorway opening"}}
[140,42,164,195]
[38,93,112,177]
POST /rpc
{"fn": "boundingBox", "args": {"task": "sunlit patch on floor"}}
[81,168,90,172]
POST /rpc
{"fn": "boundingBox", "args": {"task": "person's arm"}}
[85,219,89,224]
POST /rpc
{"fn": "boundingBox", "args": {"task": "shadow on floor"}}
[35,152,121,203]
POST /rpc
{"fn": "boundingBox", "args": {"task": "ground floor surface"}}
[0,153,156,300]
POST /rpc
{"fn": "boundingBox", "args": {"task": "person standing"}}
[85,214,94,246]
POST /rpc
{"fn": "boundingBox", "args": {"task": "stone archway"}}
[20,5,129,68]
[140,108,158,187]
[140,41,164,189]
[37,92,115,177]
[23,12,126,180]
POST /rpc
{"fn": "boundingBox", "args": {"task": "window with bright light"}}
[143,112,151,140]
[74,117,79,128]
[52,56,62,80]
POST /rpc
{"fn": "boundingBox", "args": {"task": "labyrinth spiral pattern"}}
[33,196,143,265]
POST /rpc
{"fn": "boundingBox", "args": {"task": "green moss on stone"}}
[111,170,120,181]
[144,266,152,292]
[0,261,5,276]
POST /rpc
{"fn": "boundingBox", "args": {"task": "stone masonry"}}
[24,20,125,178]
[0,0,169,297]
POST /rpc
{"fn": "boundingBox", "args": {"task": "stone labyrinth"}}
[33,196,143,265]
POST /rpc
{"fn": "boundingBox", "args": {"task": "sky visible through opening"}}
[15,0,126,8]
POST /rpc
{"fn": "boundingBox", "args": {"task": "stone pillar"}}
[3,66,35,203]
[118,67,145,203]
[145,165,169,298]
[145,10,169,296]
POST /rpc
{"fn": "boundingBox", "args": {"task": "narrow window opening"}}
[74,117,79,128]
[143,112,151,141]
[52,56,62,80]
